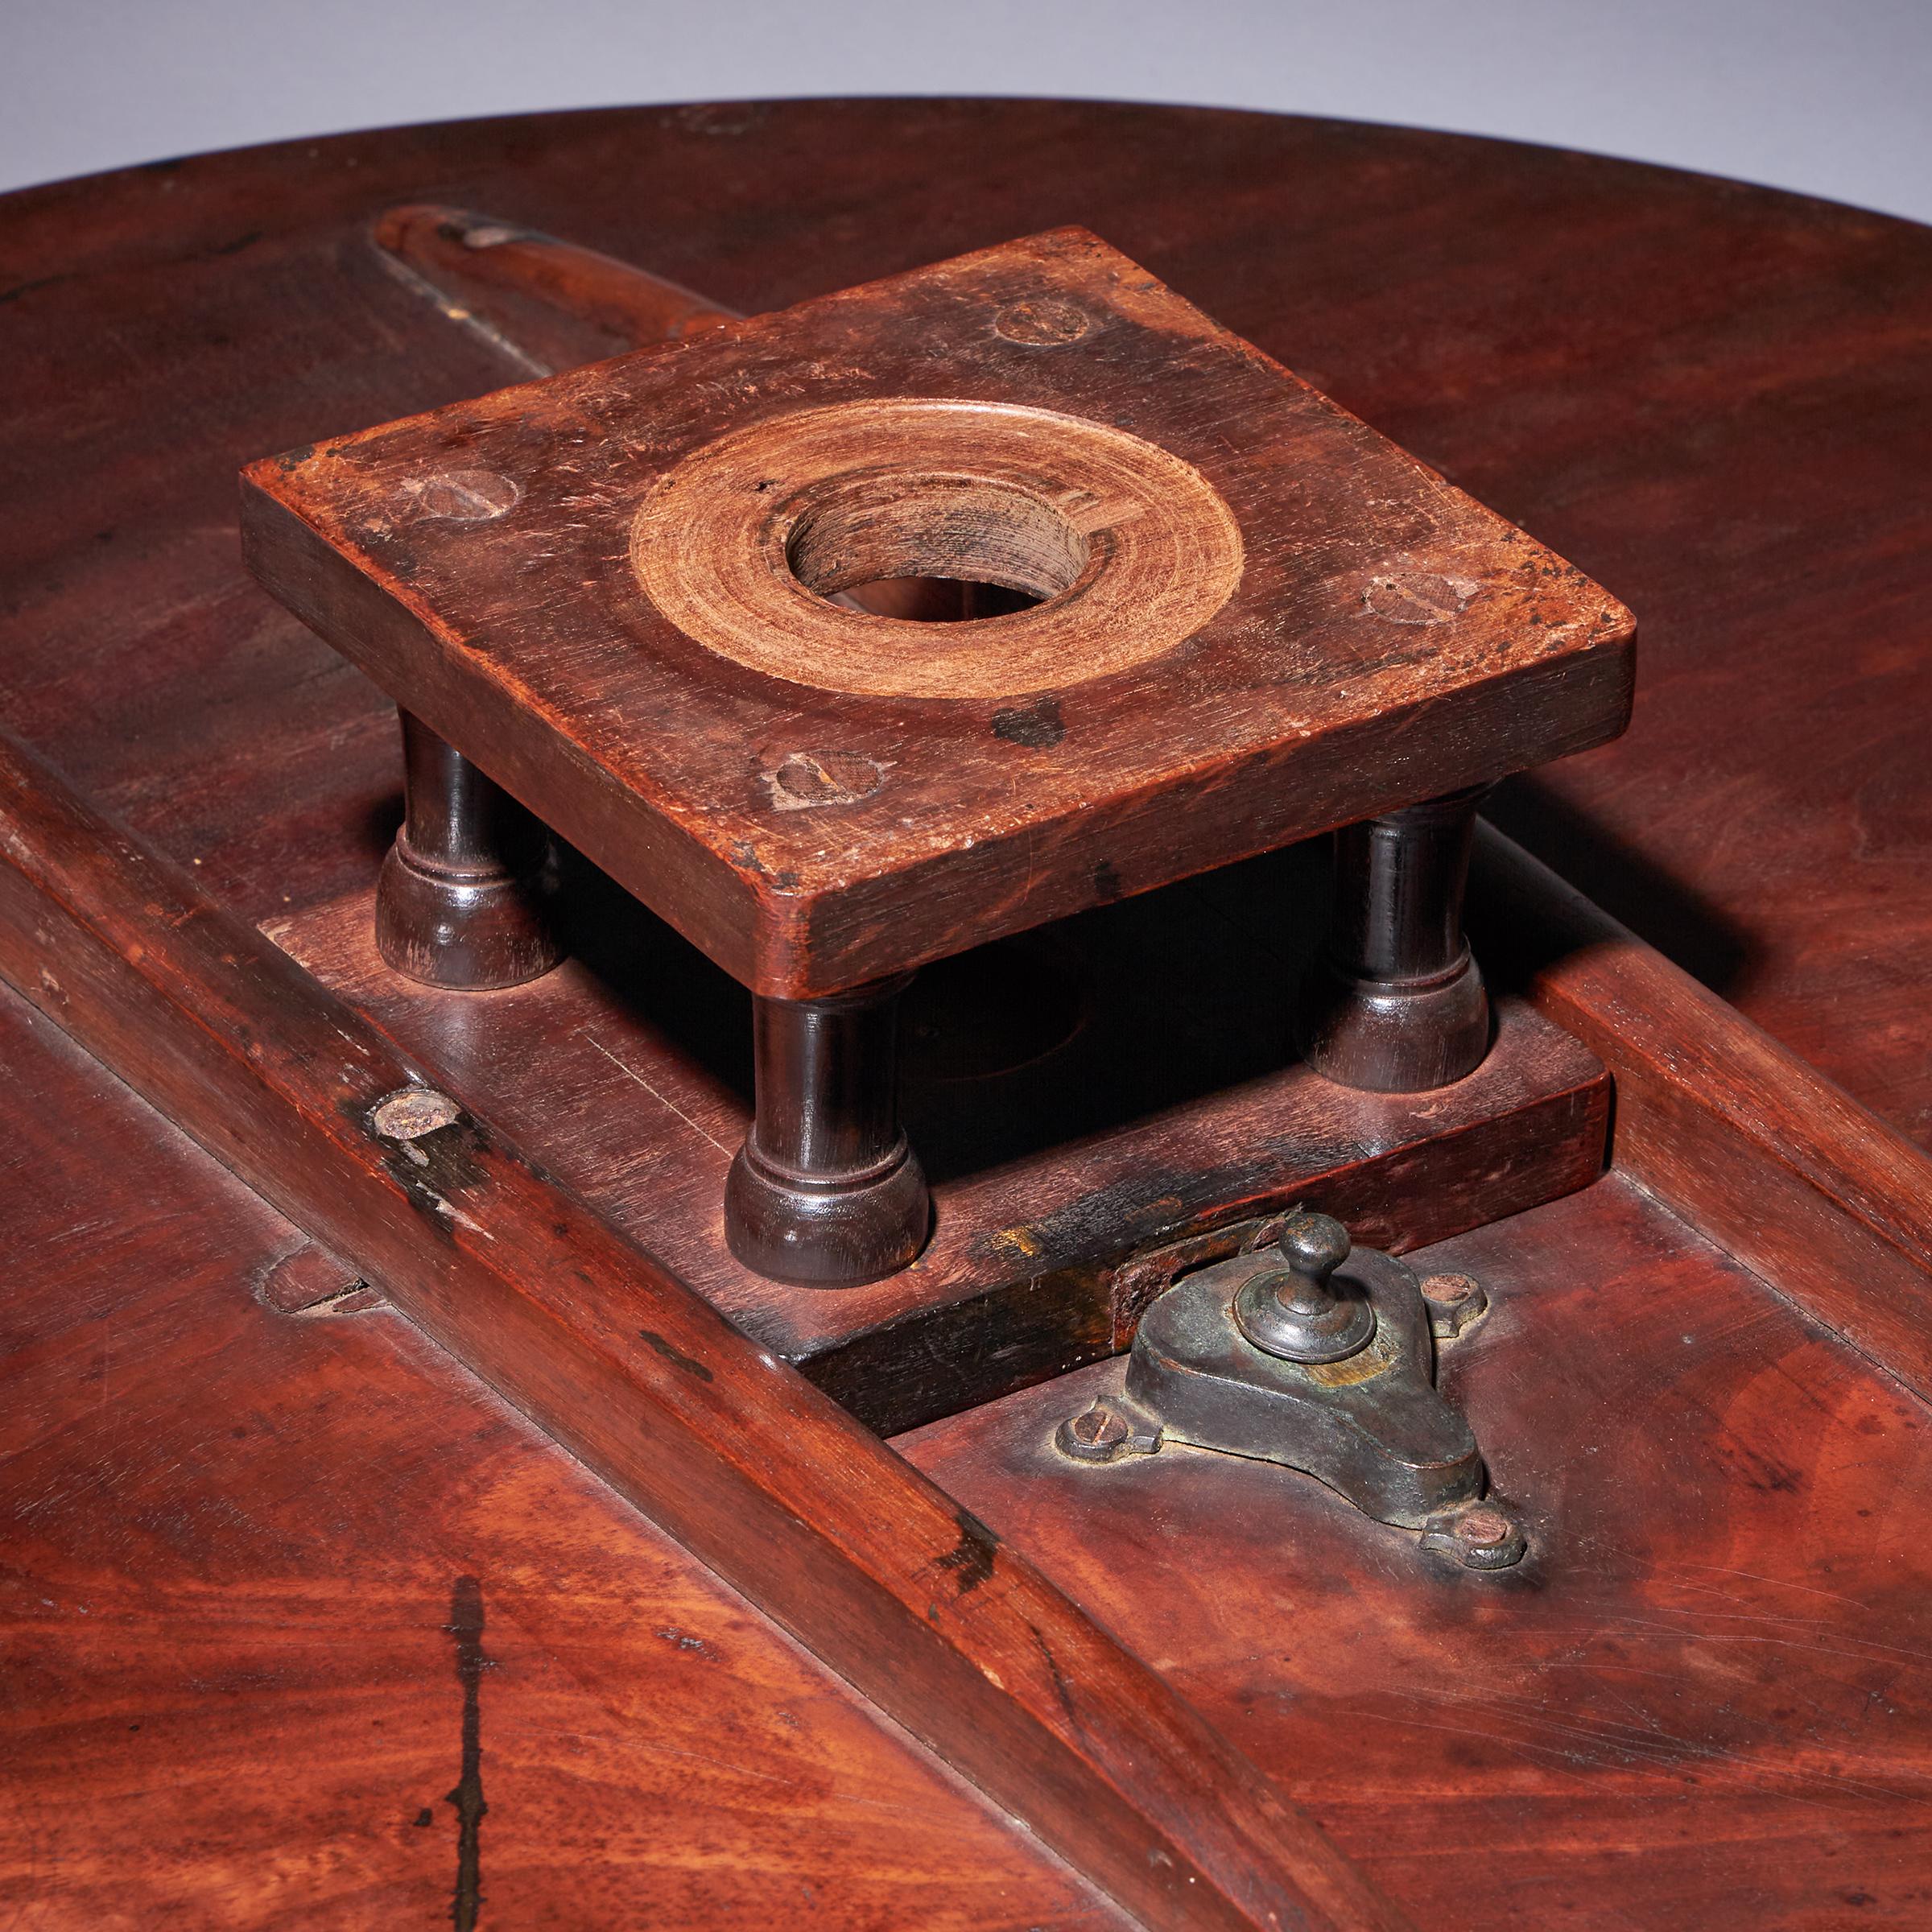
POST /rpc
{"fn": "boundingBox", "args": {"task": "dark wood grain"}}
[0,985,1128,1930]
[0,726,1403,1932]
[898,1172,1932,1929]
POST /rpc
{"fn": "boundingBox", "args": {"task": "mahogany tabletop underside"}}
[5,99,1932,1930]
[6,99,1926,1133]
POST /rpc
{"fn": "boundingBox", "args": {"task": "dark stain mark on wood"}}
[639,1328,716,1381]
[934,1508,1000,1594]
[378,1147,462,1242]
[0,273,75,308]
[444,1575,488,1932]
[1027,1620,1082,1729]
[374,1118,493,1244]
[1091,858,1124,902]
[990,697,1067,748]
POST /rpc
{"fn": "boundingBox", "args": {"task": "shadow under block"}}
[266,856,1611,1435]
[241,226,1635,1001]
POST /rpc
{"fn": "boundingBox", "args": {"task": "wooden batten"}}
[373,202,739,376]
[0,726,1406,1932]
[1472,824,1932,1402]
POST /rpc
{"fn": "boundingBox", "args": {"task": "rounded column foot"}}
[724,978,931,1288]
[724,1138,931,1288]
[1298,786,1492,1093]
[375,710,565,991]
[1300,948,1490,1093]
[375,834,564,992]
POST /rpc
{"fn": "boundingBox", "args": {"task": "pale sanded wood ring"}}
[629,398,1244,700]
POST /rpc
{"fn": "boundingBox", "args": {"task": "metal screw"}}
[1420,1271,1489,1340]
[1456,1505,1512,1550]
[1058,1404,1129,1459]
[369,1087,461,1141]
[1421,1499,1528,1571]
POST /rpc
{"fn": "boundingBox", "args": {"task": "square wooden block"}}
[243,227,1633,997]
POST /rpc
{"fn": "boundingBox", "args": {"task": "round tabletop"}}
[4,98,1930,1138]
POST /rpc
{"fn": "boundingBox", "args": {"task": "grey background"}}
[5,0,1930,223]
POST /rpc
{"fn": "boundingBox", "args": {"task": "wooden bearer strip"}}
[0,728,1405,1932]
[1470,824,1932,1402]
[374,203,738,374]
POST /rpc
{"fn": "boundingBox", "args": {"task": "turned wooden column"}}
[374,712,564,990]
[248,225,1635,1302]
[1301,786,1492,1092]
[724,976,931,1287]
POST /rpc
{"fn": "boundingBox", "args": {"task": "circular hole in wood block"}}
[786,473,1087,623]
[839,578,1042,622]
[630,398,1244,700]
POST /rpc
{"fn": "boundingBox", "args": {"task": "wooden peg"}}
[725,976,931,1287]
[374,711,564,990]
[1302,786,1492,1092]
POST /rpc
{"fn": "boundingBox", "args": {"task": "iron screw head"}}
[1456,1505,1513,1549]
[369,1086,461,1141]
[1055,1402,1137,1463]
[1422,1498,1528,1571]
[1420,1272,1489,1340]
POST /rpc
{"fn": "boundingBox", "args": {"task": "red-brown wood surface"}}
[6,101,1924,1132]
[7,97,1932,1930]
[0,985,1127,1930]
[242,199,1616,1404]
[899,1173,1932,1928]
[0,727,1403,1931]
[1471,824,1932,1407]
[374,200,736,374]
[242,226,1630,997]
